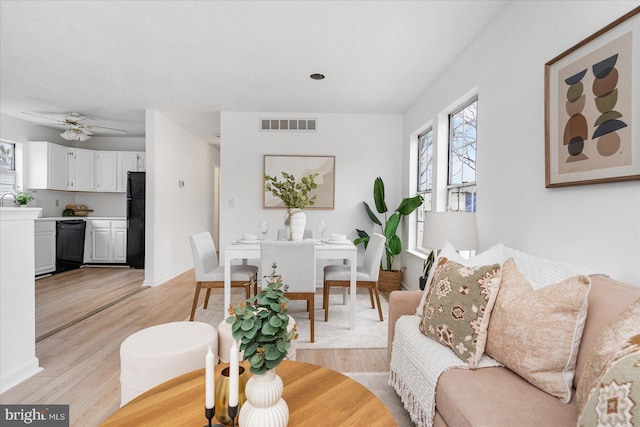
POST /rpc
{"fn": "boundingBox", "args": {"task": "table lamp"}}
[422,212,479,253]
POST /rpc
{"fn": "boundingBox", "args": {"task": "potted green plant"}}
[13,188,36,206]
[227,265,297,375]
[355,177,422,290]
[264,172,318,240]
[419,250,435,290]
[227,265,297,426]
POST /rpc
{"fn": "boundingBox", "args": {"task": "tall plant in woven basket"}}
[355,177,422,290]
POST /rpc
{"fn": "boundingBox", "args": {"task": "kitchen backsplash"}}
[29,190,126,218]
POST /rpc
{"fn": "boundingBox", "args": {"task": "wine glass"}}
[318,220,327,240]
[259,220,269,240]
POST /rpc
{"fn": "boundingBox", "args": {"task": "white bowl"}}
[330,233,346,242]
[242,233,258,241]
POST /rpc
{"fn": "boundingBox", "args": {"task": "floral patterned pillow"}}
[419,257,502,368]
[578,334,640,427]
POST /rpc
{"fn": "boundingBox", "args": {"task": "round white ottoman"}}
[217,316,296,363]
[120,321,217,406]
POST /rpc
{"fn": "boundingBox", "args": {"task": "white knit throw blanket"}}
[390,248,602,427]
[389,315,502,427]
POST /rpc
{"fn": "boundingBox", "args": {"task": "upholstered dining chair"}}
[323,233,386,322]
[260,240,316,342]
[276,228,314,240]
[189,231,258,321]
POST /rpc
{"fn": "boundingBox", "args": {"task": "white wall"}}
[0,208,43,393]
[402,1,640,286]
[219,111,403,279]
[144,110,217,286]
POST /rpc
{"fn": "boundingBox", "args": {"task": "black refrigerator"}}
[126,171,145,269]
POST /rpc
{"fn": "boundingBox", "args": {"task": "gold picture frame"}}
[545,7,640,187]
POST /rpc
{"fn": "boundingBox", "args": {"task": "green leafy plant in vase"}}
[227,263,298,374]
[13,188,36,206]
[264,172,319,240]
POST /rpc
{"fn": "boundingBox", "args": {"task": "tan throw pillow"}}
[485,258,590,403]
[576,297,640,411]
[419,257,502,368]
[578,335,640,426]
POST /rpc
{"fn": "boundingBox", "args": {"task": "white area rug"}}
[188,288,389,349]
[345,372,415,427]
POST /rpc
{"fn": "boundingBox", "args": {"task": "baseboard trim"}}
[0,357,43,394]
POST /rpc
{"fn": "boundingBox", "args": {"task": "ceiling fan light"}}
[79,132,91,142]
[61,129,76,140]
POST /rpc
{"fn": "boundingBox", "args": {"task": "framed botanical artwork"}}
[263,155,335,209]
[545,7,640,187]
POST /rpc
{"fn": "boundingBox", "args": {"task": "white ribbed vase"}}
[285,209,306,241]
[239,368,289,427]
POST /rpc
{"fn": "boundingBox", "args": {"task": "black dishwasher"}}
[56,220,86,273]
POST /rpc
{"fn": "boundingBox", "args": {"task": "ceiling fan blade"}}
[21,111,64,124]
[86,124,127,133]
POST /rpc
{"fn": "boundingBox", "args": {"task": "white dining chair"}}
[189,231,258,321]
[260,240,316,342]
[323,233,386,322]
[276,228,314,240]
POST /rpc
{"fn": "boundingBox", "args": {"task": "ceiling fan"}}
[21,112,127,141]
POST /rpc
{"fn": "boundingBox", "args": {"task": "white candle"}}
[229,340,239,407]
[205,345,214,409]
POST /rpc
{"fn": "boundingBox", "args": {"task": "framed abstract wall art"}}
[263,155,335,209]
[545,7,640,187]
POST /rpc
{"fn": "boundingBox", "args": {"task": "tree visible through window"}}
[448,99,477,212]
[416,128,433,249]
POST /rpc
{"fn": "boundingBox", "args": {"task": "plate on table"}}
[237,239,260,244]
[322,239,352,245]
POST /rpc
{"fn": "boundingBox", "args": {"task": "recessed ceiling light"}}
[310,73,325,80]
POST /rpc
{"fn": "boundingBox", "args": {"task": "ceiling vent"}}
[260,118,317,132]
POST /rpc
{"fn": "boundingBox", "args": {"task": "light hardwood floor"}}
[1,267,389,427]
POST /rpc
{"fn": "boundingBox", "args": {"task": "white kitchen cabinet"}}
[117,152,145,192]
[112,220,127,262]
[67,147,94,191]
[34,221,56,275]
[29,141,143,193]
[94,151,118,192]
[88,219,127,263]
[28,141,68,190]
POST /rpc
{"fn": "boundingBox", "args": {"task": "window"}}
[416,128,433,248]
[0,141,16,194]
[448,99,477,212]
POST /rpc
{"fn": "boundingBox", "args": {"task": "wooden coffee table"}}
[101,360,397,426]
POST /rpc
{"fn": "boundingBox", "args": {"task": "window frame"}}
[0,140,16,195]
[447,98,477,213]
[415,127,434,250]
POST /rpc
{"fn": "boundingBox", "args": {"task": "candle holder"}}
[215,365,248,426]
[203,406,225,427]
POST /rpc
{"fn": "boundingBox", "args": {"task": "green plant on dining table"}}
[355,177,423,271]
[227,264,298,375]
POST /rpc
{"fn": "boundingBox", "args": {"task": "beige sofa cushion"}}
[419,257,502,368]
[575,298,640,410]
[486,258,590,403]
[436,366,579,427]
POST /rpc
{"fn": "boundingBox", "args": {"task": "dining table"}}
[223,239,358,329]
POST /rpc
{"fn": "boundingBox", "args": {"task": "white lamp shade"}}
[422,212,479,251]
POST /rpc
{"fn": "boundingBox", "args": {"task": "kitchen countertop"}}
[36,216,126,221]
